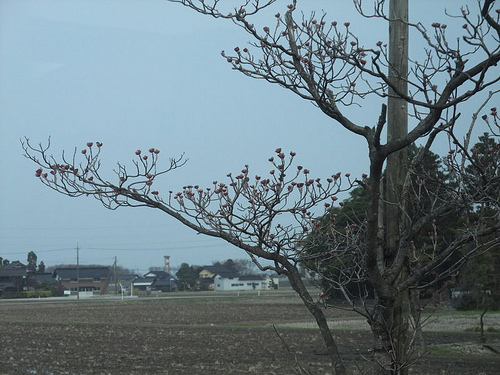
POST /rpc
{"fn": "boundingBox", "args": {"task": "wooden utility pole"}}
[76,244,80,301]
[386,0,409,372]
[386,0,409,244]
[113,256,117,295]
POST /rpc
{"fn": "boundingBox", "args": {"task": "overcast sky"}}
[0,0,496,275]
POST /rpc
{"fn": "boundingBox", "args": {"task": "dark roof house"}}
[53,266,110,295]
[199,265,239,279]
[0,261,31,293]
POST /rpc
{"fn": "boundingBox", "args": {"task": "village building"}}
[198,265,276,291]
[52,266,110,296]
[0,261,32,294]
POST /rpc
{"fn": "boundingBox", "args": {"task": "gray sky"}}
[0,0,495,275]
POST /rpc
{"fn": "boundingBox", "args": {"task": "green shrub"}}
[1,290,53,299]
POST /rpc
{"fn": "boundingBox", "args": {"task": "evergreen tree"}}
[27,251,38,272]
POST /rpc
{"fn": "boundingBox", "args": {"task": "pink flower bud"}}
[154,149,160,154]
[96,142,103,147]
[149,148,155,153]
[81,149,87,154]
[87,142,93,147]
[344,22,350,27]
[135,150,141,155]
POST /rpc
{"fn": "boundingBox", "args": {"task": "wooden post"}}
[386,0,410,373]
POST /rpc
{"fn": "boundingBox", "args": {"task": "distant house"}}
[53,267,110,296]
[199,265,265,291]
[115,274,139,293]
[0,261,31,293]
[199,265,239,280]
[132,277,155,291]
[134,270,177,292]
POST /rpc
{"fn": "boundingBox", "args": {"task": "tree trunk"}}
[286,267,347,375]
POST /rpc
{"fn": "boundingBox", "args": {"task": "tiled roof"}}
[144,270,170,279]
[0,261,27,277]
[53,267,110,280]
[239,275,263,281]
[202,265,240,278]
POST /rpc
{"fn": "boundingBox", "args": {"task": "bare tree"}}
[23,1,500,374]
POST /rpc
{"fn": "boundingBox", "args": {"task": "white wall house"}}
[214,274,263,291]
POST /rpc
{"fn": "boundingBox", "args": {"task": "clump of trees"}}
[176,263,202,290]
[23,1,499,374]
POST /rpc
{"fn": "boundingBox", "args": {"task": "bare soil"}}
[0,292,499,374]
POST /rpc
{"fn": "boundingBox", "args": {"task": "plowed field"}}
[0,293,498,374]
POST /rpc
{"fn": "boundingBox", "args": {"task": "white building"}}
[214,274,264,291]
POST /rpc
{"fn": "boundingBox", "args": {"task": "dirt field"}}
[0,292,499,374]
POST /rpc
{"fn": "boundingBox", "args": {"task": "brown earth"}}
[0,292,499,374]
